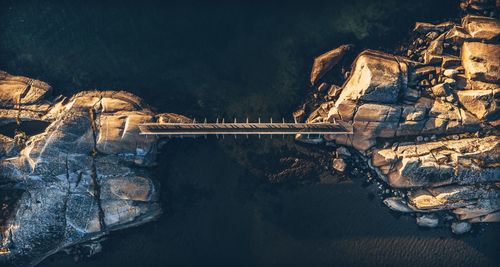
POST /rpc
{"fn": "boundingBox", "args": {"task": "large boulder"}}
[371,136,500,188]
[310,44,352,85]
[334,50,408,107]
[461,42,500,84]
[457,89,499,119]
[461,15,500,41]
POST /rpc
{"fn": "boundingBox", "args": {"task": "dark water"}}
[1,0,499,266]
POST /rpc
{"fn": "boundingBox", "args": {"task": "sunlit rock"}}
[0,72,162,266]
[462,42,500,84]
[457,89,499,119]
[461,15,500,41]
[371,136,500,188]
[310,44,352,85]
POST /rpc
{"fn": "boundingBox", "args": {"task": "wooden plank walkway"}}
[139,120,352,136]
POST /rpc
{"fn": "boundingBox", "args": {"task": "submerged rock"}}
[416,214,439,228]
[0,73,163,266]
[451,221,472,234]
[332,158,346,172]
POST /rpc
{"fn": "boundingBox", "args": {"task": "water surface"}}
[1,0,499,266]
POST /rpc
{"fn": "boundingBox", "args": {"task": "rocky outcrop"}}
[462,42,500,84]
[371,136,499,188]
[0,73,167,266]
[301,3,500,233]
[457,89,499,119]
[0,71,52,107]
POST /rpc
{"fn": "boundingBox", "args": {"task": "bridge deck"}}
[139,121,352,136]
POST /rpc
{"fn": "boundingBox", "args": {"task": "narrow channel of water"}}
[1,0,499,266]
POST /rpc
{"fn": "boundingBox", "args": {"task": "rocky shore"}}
[0,74,198,265]
[301,0,499,234]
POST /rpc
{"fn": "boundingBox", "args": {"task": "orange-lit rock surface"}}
[0,76,165,266]
[301,1,499,233]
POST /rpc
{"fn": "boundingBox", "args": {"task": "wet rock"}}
[461,42,500,83]
[383,197,415,213]
[310,44,352,85]
[451,221,472,234]
[292,105,306,123]
[336,146,351,158]
[332,158,346,172]
[317,82,330,93]
[416,214,439,228]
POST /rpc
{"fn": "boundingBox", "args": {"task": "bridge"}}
[139,119,352,137]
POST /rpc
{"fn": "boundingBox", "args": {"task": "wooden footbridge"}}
[139,118,352,138]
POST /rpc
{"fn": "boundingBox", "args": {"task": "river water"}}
[1,0,499,266]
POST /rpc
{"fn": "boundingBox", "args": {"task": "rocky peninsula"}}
[0,0,499,266]
[0,78,194,265]
[301,0,499,234]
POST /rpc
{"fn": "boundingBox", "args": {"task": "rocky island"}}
[301,0,499,233]
[0,0,499,266]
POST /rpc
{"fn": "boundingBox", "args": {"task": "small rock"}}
[426,31,439,40]
[416,136,424,142]
[317,82,330,93]
[431,83,450,97]
[293,105,306,122]
[452,135,460,140]
[327,85,341,98]
[391,142,399,151]
[441,55,461,68]
[416,214,439,228]
[332,158,346,172]
[443,69,459,78]
[445,95,455,103]
[419,79,431,87]
[451,221,471,234]
[336,146,351,158]
[444,78,457,86]
[344,71,350,79]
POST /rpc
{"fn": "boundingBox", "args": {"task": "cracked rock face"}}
[0,74,162,266]
[302,0,499,233]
